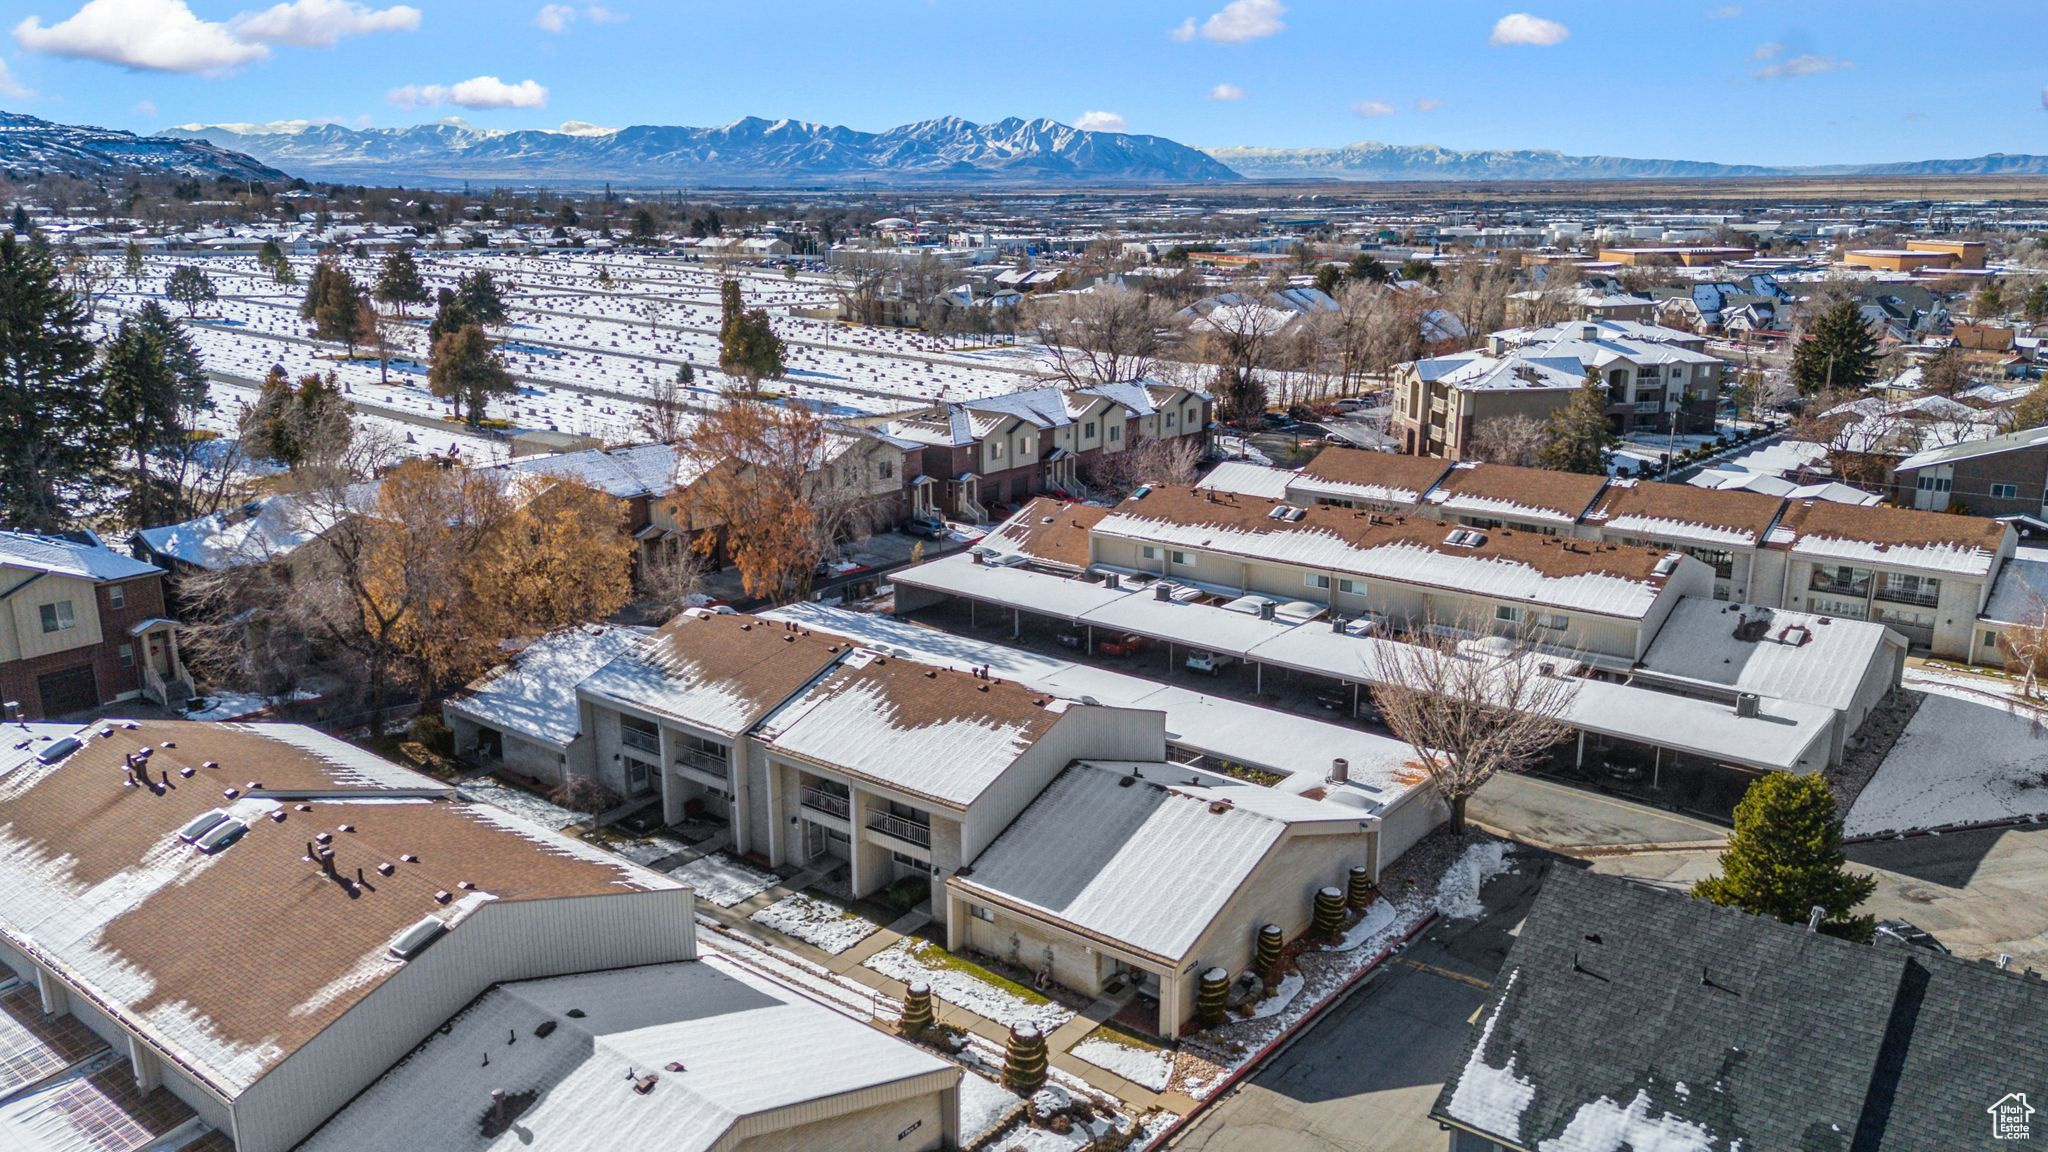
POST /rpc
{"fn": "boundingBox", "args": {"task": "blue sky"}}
[3,0,2044,165]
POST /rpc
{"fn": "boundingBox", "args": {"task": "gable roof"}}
[0,532,160,584]
[1290,447,1454,508]
[1582,478,1786,550]
[1770,499,2009,577]
[1426,462,1612,528]
[576,611,846,736]
[1434,866,2048,1151]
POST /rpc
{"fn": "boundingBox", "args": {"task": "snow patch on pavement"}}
[749,894,878,955]
[1070,1033,1173,1092]
[1437,840,1517,920]
[863,940,1075,1032]
[668,853,779,908]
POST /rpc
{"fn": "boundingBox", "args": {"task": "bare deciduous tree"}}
[1035,285,1170,385]
[1368,614,1580,833]
[1999,599,2048,700]
[636,366,697,445]
[1466,415,1547,467]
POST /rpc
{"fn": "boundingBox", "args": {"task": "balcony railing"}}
[868,811,932,847]
[673,743,728,777]
[619,726,660,755]
[1874,584,1941,608]
[1809,575,1870,598]
[800,786,850,819]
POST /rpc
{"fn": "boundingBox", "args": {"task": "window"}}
[892,851,933,874]
[878,459,894,481]
[117,643,134,668]
[1169,550,1193,566]
[1916,475,1952,493]
[1164,412,1176,427]
[1083,421,1096,438]
[107,585,125,610]
[1537,613,1568,630]
[1109,425,1121,442]
[1338,578,1365,596]
[39,601,75,634]
[1141,545,1159,560]
[1986,630,2002,651]
[990,440,1003,460]
[619,713,660,755]
[1306,573,1332,590]
[1992,482,2019,500]
[1494,604,1523,623]
[971,904,996,923]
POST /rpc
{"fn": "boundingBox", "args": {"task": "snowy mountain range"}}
[164,115,1241,186]
[1203,140,2048,182]
[0,111,284,182]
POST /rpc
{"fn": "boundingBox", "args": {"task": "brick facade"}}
[1,574,166,721]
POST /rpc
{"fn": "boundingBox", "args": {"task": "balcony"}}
[1874,583,1941,608]
[1809,575,1870,598]
[800,786,850,819]
[619,726,660,756]
[867,811,932,848]
[673,743,728,777]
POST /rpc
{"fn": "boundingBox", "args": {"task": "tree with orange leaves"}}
[678,400,863,603]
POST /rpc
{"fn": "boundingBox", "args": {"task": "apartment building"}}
[0,532,189,719]
[1389,352,1586,459]
[1890,423,2048,518]
[1487,318,1726,435]
[886,380,1210,518]
[1581,478,1788,601]
[0,721,958,1152]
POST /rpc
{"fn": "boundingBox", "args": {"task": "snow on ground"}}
[863,939,1076,1032]
[1846,686,2048,836]
[1436,840,1517,920]
[453,775,586,830]
[1248,972,1304,1020]
[1336,899,1398,951]
[608,833,689,867]
[749,893,878,955]
[180,688,318,721]
[958,1071,1025,1142]
[1070,1033,1174,1092]
[667,853,779,908]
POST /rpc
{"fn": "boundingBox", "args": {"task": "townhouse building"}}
[0,532,189,719]
[0,721,958,1152]
[885,381,1210,518]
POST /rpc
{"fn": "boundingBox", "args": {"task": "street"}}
[1172,855,1552,1152]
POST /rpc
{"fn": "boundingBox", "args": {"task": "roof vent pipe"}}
[1806,906,1824,933]
[1328,758,1349,785]
[1735,693,1760,719]
[1155,584,1172,601]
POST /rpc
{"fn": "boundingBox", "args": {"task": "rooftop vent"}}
[192,819,248,854]
[386,916,447,962]
[1735,693,1761,719]
[1444,529,1485,548]
[1328,758,1350,785]
[1652,554,1682,578]
[177,808,230,844]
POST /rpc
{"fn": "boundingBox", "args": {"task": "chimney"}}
[1327,758,1349,785]
[1806,906,1824,933]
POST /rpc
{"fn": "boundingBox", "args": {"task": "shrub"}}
[408,711,452,756]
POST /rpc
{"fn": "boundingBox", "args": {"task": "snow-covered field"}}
[1846,684,2048,836]
[1070,1033,1174,1092]
[863,939,1076,1032]
[749,894,878,955]
[668,853,779,908]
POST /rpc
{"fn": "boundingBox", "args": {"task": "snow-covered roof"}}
[1896,421,2048,471]
[297,956,957,1152]
[135,488,374,569]
[1636,599,1901,715]
[1982,556,2048,625]
[498,442,681,498]
[954,762,1362,962]
[1288,447,1451,509]
[1412,352,1587,393]
[0,720,673,1098]
[576,611,846,736]
[756,656,1066,810]
[0,531,159,583]
[1196,460,1294,502]
[446,625,649,748]
[1772,499,2009,578]
[1582,478,1785,550]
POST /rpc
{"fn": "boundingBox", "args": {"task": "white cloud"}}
[534,3,574,31]
[1749,41,1782,61]
[134,98,156,117]
[15,0,268,74]
[1415,96,1443,113]
[389,75,548,110]
[1174,0,1286,45]
[583,5,625,23]
[0,59,31,99]
[1753,51,1851,79]
[1489,12,1568,46]
[1705,5,1741,17]
[231,0,419,47]
[556,119,615,136]
[1351,99,1396,118]
[1075,110,1127,132]
[1209,82,1245,101]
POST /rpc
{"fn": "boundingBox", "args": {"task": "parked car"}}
[1186,650,1237,676]
[1099,633,1148,658]
[1875,919,1951,954]
[903,514,946,539]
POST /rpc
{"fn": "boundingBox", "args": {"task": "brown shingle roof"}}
[0,722,662,1094]
[988,497,1106,570]
[1774,499,2009,554]
[622,611,848,727]
[1584,479,1786,544]
[1427,462,1612,522]
[1297,448,1454,504]
[1105,485,1679,585]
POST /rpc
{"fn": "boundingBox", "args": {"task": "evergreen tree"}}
[455,270,507,326]
[255,237,285,273]
[427,287,469,348]
[9,205,28,234]
[302,261,365,354]
[2011,381,2048,432]
[1535,372,1616,475]
[240,367,353,469]
[717,281,785,396]
[130,301,209,415]
[1313,264,1343,297]
[1975,279,2007,319]
[1346,253,1390,284]
[1693,772,1876,942]
[165,265,217,317]
[101,318,188,527]
[0,233,109,531]
[374,249,429,315]
[122,241,146,281]
[1791,297,1879,396]
[429,323,515,426]
[2028,281,2048,324]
